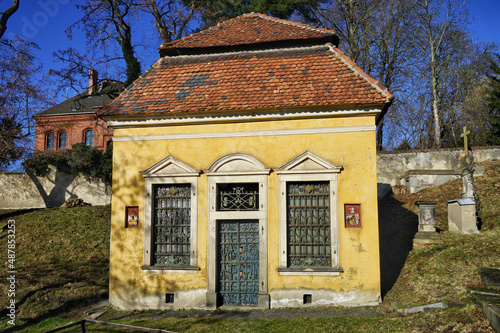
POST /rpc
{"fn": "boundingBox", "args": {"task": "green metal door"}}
[218,220,259,306]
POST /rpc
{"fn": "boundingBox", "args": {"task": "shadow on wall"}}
[378,193,418,298]
[25,167,77,208]
[108,163,184,309]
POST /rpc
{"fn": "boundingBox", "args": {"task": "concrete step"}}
[480,268,500,289]
[467,267,500,332]
[84,300,109,320]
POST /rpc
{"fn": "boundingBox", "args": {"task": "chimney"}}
[88,69,98,95]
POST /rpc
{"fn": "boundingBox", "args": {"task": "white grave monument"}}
[448,198,479,234]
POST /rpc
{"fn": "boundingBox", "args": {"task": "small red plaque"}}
[345,204,361,228]
[126,206,139,228]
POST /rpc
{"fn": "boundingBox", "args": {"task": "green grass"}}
[0,206,110,332]
[1,161,499,332]
[381,229,499,309]
[17,307,490,333]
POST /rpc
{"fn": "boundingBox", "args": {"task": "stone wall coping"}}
[448,198,475,206]
[415,201,437,206]
[399,169,460,179]
[378,145,500,155]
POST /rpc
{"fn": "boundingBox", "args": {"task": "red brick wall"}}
[34,113,113,154]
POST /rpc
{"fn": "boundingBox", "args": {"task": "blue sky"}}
[469,0,500,43]
[3,0,500,103]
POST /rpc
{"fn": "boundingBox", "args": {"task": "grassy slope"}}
[0,206,110,332]
[0,161,498,332]
[381,161,500,309]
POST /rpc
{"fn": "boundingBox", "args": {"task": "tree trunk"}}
[120,33,141,86]
[0,0,19,38]
[432,94,441,148]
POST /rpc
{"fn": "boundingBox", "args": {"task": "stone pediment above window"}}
[206,153,271,176]
[140,155,200,178]
[276,151,342,174]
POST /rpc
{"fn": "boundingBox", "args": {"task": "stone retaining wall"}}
[0,165,111,209]
[377,146,500,192]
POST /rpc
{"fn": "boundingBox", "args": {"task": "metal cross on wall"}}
[460,126,471,157]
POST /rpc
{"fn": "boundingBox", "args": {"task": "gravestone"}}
[413,201,443,248]
[447,198,478,234]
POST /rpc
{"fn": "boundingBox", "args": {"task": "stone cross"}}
[461,126,471,156]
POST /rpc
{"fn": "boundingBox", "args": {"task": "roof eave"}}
[100,103,385,128]
[33,111,96,118]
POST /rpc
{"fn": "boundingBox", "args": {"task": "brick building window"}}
[59,132,67,149]
[46,132,55,150]
[85,130,94,146]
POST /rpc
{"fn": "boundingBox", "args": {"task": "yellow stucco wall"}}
[109,114,381,309]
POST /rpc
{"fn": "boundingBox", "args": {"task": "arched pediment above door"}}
[206,153,270,176]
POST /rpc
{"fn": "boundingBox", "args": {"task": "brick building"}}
[33,72,122,154]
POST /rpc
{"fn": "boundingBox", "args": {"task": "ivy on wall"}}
[23,143,113,184]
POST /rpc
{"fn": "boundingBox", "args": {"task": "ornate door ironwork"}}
[217,183,259,211]
[218,220,259,306]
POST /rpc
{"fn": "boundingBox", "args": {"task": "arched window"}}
[47,132,55,150]
[85,130,94,146]
[59,132,67,149]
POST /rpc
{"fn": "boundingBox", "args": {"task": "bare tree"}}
[311,0,380,74]
[0,1,55,168]
[412,0,472,148]
[309,0,417,150]
[142,0,200,44]
[69,0,142,85]
[0,0,19,39]
[0,37,52,168]
[55,0,201,90]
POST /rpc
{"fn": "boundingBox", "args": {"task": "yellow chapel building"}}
[100,13,393,310]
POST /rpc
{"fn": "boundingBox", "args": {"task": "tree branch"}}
[0,0,19,39]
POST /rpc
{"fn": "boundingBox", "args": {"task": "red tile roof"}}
[100,14,392,118]
[160,12,336,55]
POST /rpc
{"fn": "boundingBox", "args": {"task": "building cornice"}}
[112,125,376,142]
[103,106,381,129]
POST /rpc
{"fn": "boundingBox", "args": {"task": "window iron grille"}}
[287,182,331,268]
[153,184,191,266]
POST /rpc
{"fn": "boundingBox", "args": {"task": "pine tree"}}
[487,54,500,145]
